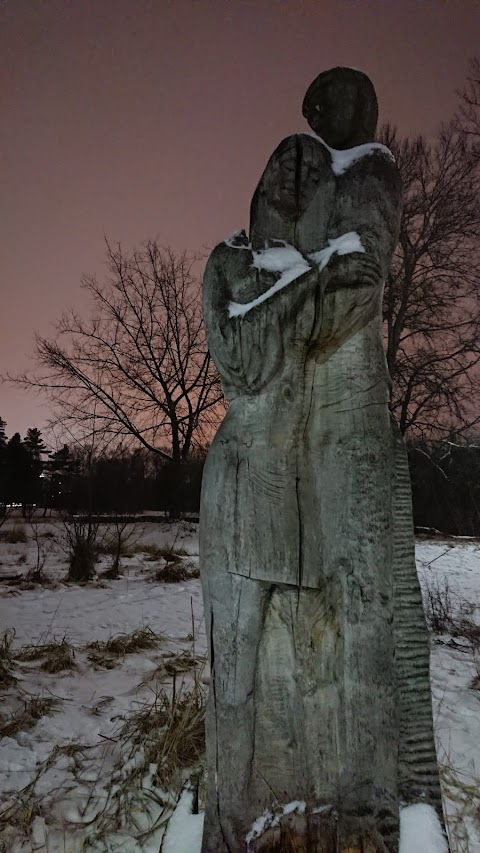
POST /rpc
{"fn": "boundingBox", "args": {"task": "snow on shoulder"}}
[301,131,394,176]
[399,803,449,853]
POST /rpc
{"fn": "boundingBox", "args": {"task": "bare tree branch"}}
[6,241,223,461]
[379,121,480,438]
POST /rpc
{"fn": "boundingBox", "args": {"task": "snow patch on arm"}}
[228,245,312,318]
[309,231,365,271]
[225,230,252,249]
[399,803,449,853]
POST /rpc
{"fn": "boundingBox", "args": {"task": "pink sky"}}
[2,0,479,440]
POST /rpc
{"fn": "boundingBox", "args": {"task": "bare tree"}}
[10,241,222,463]
[457,56,480,138]
[380,122,480,437]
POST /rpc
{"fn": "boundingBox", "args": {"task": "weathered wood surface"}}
[200,67,447,852]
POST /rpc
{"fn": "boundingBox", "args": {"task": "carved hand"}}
[324,252,383,292]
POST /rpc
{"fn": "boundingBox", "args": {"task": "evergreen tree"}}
[5,433,35,508]
[45,444,76,509]
[24,428,48,469]
[0,419,7,451]
[24,428,49,505]
[0,418,7,512]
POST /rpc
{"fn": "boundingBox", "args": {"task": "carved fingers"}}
[325,253,383,292]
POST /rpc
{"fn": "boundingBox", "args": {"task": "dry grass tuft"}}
[164,652,205,676]
[0,695,59,738]
[16,637,77,673]
[155,562,192,583]
[0,792,44,835]
[87,627,162,668]
[441,760,480,853]
[122,679,206,785]
[140,652,205,687]
[141,544,188,563]
[49,741,95,763]
[0,629,17,688]
[470,672,480,690]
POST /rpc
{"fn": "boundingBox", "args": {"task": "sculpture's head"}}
[302,67,378,149]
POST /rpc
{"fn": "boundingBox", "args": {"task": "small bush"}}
[423,575,480,649]
[0,526,28,544]
[423,576,456,634]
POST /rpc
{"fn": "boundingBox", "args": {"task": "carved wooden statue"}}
[200,67,448,853]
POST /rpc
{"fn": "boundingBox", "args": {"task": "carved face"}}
[302,67,378,150]
[307,78,358,149]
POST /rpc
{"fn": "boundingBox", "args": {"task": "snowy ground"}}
[0,520,479,852]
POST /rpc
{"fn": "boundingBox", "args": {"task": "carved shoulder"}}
[330,148,402,263]
[250,134,334,246]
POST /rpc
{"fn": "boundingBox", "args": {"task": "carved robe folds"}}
[202,135,399,589]
[199,132,444,852]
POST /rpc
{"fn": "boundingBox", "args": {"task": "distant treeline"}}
[0,417,205,519]
[0,417,478,533]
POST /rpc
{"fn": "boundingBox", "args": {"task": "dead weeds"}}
[154,563,192,582]
[87,627,163,668]
[140,544,188,563]
[122,680,206,786]
[0,629,17,688]
[16,638,77,673]
[164,652,205,676]
[140,652,205,686]
[0,695,60,738]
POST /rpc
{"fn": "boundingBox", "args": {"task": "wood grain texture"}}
[200,75,447,852]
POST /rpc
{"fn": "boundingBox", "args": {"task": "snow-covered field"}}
[0,520,479,852]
